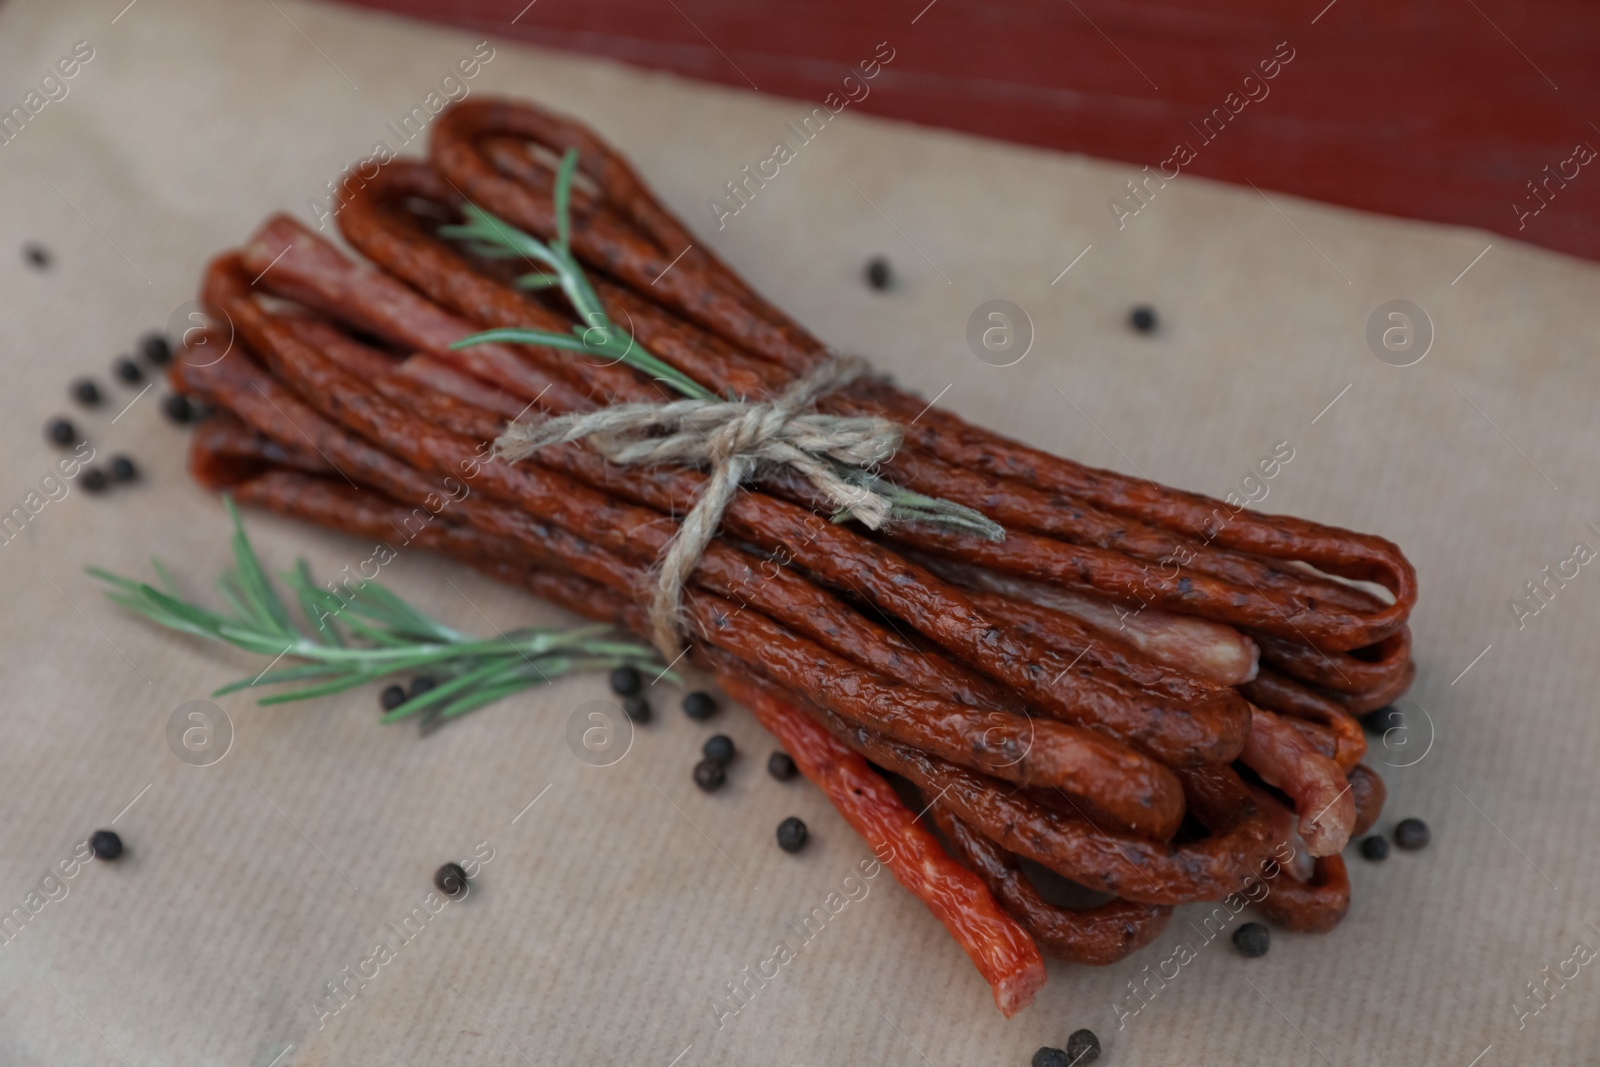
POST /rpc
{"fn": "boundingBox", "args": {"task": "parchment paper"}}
[1,1,1597,1063]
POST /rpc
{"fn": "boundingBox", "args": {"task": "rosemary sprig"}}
[88,498,668,731]
[440,150,712,401]
[441,151,1005,543]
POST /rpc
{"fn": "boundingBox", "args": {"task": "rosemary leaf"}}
[211,663,344,696]
[150,557,184,598]
[282,560,345,647]
[553,146,577,254]
[252,671,392,705]
[379,656,522,723]
[439,675,541,721]
[225,498,296,638]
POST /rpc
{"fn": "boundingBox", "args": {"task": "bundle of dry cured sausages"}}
[172,98,1417,1015]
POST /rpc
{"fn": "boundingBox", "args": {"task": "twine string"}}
[494,356,901,657]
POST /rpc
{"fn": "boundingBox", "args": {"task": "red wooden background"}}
[333,0,1600,263]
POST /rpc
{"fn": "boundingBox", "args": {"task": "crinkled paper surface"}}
[0,0,1597,1063]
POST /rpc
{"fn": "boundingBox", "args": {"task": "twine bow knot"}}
[494,356,902,657]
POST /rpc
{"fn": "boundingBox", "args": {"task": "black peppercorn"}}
[109,455,138,483]
[1232,922,1270,958]
[46,417,77,447]
[89,829,123,861]
[865,256,891,291]
[683,691,717,721]
[380,684,407,712]
[24,243,51,270]
[114,357,143,384]
[1363,705,1404,736]
[1394,817,1430,851]
[692,758,725,792]
[1129,305,1158,333]
[71,379,103,407]
[767,751,798,781]
[622,695,651,723]
[139,332,172,365]
[410,676,436,700]
[609,665,642,696]
[1065,1029,1101,1065]
[1359,835,1390,862]
[1031,1047,1069,1067]
[702,734,735,766]
[434,862,468,897]
[776,816,808,853]
[163,394,194,424]
[80,468,109,494]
